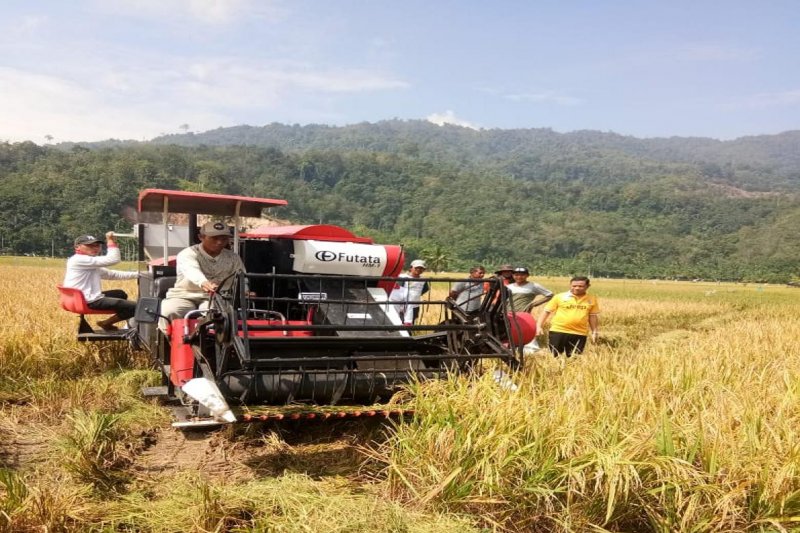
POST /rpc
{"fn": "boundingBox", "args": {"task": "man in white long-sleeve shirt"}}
[63,231,139,330]
[389,259,430,326]
[160,221,244,328]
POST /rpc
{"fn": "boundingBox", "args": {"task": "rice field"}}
[1,259,799,532]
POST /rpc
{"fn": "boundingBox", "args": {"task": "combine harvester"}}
[62,189,535,427]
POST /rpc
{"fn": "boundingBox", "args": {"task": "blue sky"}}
[2,0,799,143]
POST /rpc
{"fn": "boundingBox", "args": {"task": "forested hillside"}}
[3,121,800,282]
[147,121,800,191]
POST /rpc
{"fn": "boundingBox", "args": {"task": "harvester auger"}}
[127,189,533,428]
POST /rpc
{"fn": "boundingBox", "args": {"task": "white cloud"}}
[121,59,409,108]
[253,64,409,93]
[730,90,800,109]
[93,0,285,25]
[0,13,48,49]
[0,58,409,142]
[504,91,584,106]
[0,66,208,142]
[16,15,46,35]
[426,110,478,129]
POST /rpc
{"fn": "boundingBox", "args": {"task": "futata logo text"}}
[314,250,382,266]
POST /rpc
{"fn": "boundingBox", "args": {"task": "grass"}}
[57,410,131,492]
[1,262,800,531]
[97,472,478,532]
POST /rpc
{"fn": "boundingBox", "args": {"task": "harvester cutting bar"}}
[240,408,413,422]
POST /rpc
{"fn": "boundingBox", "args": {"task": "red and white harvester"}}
[64,189,535,427]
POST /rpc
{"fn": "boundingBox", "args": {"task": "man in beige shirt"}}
[160,221,244,327]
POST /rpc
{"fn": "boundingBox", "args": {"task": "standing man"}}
[160,221,245,326]
[538,276,600,358]
[390,259,430,326]
[506,267,553,312]
[507,266,553,353]
[63,231,139,330]
[450,265,486,314]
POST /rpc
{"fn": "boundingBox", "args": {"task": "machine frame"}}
[128,189,530,427]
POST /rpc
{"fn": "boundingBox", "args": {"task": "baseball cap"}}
[495,264,514,274]
[200,221,232,237]
[74,234,104,246]
[410,259,427,269]
[513,267,529,275]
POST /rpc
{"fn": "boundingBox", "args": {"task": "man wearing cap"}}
[506,267,553,354]
[389,259,430,326]
[506,267,553,313]
[160,221,244,326]
[538,276,600,358]
[63,231,139,330]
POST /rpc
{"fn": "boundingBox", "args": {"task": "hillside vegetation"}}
[2,121,799,281]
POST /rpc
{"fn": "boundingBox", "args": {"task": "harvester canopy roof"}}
[138,189,287,217]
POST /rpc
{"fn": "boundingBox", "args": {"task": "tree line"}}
[2,121,799,282]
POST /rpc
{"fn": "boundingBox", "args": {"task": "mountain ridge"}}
[60,120,800,191]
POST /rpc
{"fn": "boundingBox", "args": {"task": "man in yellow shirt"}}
[538,276,599,357]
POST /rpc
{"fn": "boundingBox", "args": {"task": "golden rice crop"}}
[2,262,800,532]
[380,277,800,531]
[0,261,483,532]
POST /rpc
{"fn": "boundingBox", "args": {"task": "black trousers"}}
[548,331,587,358]
[87,289,136,320]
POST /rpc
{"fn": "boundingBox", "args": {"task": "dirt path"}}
[132,419,388,483]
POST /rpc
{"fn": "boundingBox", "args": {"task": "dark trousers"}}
[87,289,136,320]
[548,331,587,358]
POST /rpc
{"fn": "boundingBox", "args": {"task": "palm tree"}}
[422,244,449,273]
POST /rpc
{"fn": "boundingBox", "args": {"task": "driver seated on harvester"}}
[159,221,244,331]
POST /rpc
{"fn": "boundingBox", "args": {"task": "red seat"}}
[57,285,113,315]
[57,285,120,337]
